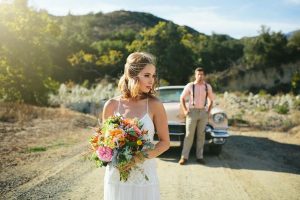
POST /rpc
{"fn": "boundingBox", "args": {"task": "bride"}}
[102,52,170,200]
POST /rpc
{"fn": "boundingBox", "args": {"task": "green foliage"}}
[274,102,289,114]
[258,89,268,96]
[159,79,169,86]
[68,48,125,82]
[0,2,299,105]
[291,71,300,94]
[0,0,61,104]
[90,10,165,40]
[27,146,47,153]
[288,31,300,47]
[243,26,289,68]
[91,40,127,53]
[127,21,196,84]
[196,33,244,73]
[287,31,300,61]
[206,75,221,92]
[44,77,60,93]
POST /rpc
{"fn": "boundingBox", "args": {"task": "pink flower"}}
[132,125,141,135]
[96,146,113,162]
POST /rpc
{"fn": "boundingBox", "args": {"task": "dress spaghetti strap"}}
[146,98,149,114]
[117,97,121,114]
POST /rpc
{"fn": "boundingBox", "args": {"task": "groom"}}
[179,67,214,165]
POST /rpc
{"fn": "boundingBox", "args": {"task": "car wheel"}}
[209,145,222,155]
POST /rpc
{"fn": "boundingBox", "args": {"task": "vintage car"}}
[156,86,229,155]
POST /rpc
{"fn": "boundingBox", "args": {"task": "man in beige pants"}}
[179,67,214,165]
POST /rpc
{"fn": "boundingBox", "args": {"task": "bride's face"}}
[137,64,156,93]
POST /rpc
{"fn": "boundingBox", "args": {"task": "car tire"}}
[209,145,222,155]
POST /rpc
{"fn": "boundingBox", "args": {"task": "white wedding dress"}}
[103,98,160,200]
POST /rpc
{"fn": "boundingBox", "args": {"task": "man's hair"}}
[195,67,205,74]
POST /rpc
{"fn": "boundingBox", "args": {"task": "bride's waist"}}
[138,158,156,166]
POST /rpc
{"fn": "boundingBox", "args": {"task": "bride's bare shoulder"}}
[148,96,160,103]
[148,96,164,112]
[103,96,121,110]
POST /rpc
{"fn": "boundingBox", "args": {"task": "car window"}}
[158,88,187,103]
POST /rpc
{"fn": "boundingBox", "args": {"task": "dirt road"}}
[2,127,300,200]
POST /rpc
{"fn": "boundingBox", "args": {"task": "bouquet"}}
[89,115,155,182]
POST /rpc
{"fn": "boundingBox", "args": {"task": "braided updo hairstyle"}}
[118,52,157,99]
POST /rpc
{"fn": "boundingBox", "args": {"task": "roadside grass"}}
[0,102,38,123]
[0,102,79,124]
[26,141,71,153]
[27,146,47,153]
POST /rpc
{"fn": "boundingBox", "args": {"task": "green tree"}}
[49,13,97,83]
[291,71,300,94]
[196,33,244,73]
[68,48,125,82]
[127,22,196,84]
[287,31,300,62]
[243,26,289,68]
[0,0,60,104]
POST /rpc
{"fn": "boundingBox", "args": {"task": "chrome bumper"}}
[168,122,185,136]
[209,129,229,138]
[169,132,185,136]
[205,129,229,145]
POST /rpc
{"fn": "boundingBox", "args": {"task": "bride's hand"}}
[133,151,146,164]
[118,160,135,172]
[118,152,146,171]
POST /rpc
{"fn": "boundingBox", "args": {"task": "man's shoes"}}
[178,158,187,165]
[196,158,206,165]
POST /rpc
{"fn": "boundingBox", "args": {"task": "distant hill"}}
[91,10,168,39]
[52,10,201,40]
[286,29,300,39]
[49,10,299,93]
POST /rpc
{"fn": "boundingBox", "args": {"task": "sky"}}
[21,0,300,38]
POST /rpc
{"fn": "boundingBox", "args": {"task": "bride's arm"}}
[144,99,170,159]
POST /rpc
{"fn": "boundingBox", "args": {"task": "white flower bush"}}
[221,92,299,111]
[49,83,119,115]
[218,92,300,130]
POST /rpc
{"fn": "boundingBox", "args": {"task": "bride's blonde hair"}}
[118,52,157,99]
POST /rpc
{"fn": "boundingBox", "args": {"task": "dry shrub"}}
[288,125,300,138]
[0,102,77,123]
[290,112,300,126]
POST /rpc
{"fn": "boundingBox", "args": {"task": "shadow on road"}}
[158,145,182,163]
[158,135,300,175]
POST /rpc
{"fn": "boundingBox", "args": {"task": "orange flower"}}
[109,129,123,137]
[90,135,99,143]
[123,118,134,126]
[141,130,148,135]
[119,140,126,147]
[91,143,99,150]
